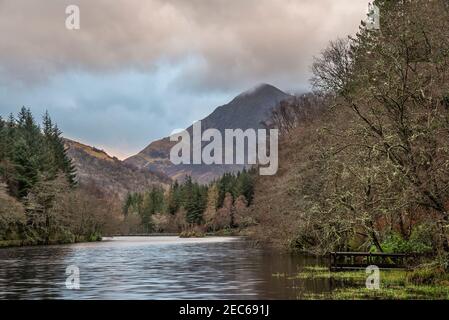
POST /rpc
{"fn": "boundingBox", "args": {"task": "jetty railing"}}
[329,252,413,271]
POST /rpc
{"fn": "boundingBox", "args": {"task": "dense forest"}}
[0,108,121,246]
[122,169,255,235]
[0,107,256,244]
[248,0,449,266]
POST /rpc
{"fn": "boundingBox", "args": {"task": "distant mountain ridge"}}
[124,84,292,183]
[65,139,171,199]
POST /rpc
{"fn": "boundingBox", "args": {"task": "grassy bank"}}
[0,234,102,249]
[274,266,449,300]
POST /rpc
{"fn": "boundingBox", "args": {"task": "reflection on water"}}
[0,236,331,300]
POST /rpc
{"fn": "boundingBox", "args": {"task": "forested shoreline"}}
[122,170,255,236]
[0,107,257,245]
[248,0,449,270]
[0,108,121,246]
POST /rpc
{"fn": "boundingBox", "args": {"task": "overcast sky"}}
[0,0,370,159]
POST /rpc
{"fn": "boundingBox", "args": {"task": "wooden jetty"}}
[329,252,411,271]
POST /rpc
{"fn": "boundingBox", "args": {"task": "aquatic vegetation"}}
[273,265,449,300]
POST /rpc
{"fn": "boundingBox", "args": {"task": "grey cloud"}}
[0,0,371,158]
[0,0,370,90]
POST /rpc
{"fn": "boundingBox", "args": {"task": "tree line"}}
[250,0,449,265]
[0,108,120,246]
[122,169,255,234]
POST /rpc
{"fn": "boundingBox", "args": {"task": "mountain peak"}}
[125,83,291,183]
[234,83,286,101]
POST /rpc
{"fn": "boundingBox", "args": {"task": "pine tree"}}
[13,108,42,198]
[167,181,181,215]
[5,113,16,159]
[0,109,77,198]
[0,114,18,195]
[217,172,237,207]
[123,193,133,216]
[50,124,77,186]
[234,169,254,206]
[185,184,205,225]
[140,192,154,233]
[41,111,58,178]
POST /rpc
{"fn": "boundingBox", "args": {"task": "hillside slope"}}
[65,139,171,199]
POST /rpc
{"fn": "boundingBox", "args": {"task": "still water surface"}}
[0,236,332,299]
